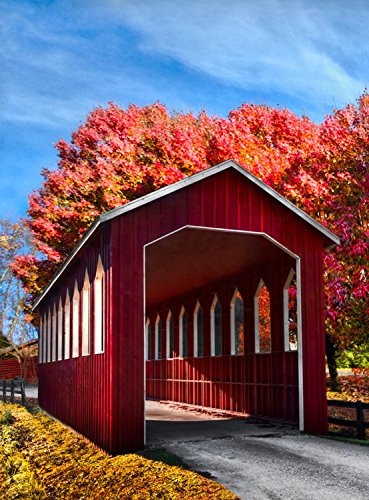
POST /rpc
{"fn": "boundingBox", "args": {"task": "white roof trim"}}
[33,159,339,310]
[100,160,339,245]
[145,225,300,260]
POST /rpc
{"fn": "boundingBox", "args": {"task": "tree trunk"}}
[325,334,340,391]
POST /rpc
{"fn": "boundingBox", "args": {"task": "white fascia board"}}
[100,160,234,222]
[32,217,102,310]
[230,163,340,247]
[101,159,340,247]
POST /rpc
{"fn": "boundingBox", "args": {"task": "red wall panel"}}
[145,353,298,422]
[38,226,114,452]
[38,166,329,453]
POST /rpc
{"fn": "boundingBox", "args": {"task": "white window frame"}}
[230,288,244,355]
[82,270,90,356]
[64,290,70,360]
[94,256,104,354]
[283,268,298,351]
[57,298,63,361]
[72,281,79,358]
[193,301,201,357]
[179,306,186,358]
[44,312,48,363]
[166,310,173,359]
[145,318,151,361]
[254,279,271,353]
[39,315,43,363]
[40,314,44,363]
[210,295,222,356]
[51,304,57,362]
[47,310,51,362]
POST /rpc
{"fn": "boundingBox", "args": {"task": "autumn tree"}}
[318,95,369,370]
[13,103,215,305]
[13,97,369,381]
[0,219,37,379]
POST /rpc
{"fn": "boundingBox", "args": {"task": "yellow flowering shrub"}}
[0,403,238,499]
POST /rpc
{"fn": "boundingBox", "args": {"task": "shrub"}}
[0,407,15,425]
[0,403,236,499]
[327,369,369,402]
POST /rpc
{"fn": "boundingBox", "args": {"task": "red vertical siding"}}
[38,166,330,453]
[299,237,328,434]
[38,226,113,451]
[109,168,329,451]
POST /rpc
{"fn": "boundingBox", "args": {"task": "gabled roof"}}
[33,159,340,310]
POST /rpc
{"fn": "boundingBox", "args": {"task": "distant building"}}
[0,339,38,382]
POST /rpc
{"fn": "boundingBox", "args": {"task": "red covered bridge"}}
[33,160,339,453]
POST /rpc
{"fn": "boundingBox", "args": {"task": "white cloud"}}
[1,0,368,129]
[102,0,368,109]
[0,1,186,128]
[1,0,368,219]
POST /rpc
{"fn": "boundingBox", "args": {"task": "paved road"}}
[146,402,369,500]
[24,384,38,399]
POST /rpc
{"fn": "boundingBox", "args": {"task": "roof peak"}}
[33,159,339,310]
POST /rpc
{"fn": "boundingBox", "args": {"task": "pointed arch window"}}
[64,291,70,360]
[82,271,90,356]
[230,289,244,355]
[166,310,174,359]
[145,318,152,361]
[179,306,187,358]
[51,304,57,362]
[44,313,48,363]
[193,301,204,357]
[57,298,63,361]
[72,281,79,358]
[255,279,271,353]
[94,256,104,354]
[39,315,44,363]
[284,269,298,351]
[211,295,222,356]
[155,314,162,360]
[44,312,48,363]
[46,310,51,363]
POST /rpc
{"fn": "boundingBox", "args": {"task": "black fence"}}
[1,378,26,406]
[327,399,369,440]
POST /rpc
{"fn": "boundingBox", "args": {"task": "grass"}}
[321,434,369,447]
[137,448,189,469]
[0,402,238,499]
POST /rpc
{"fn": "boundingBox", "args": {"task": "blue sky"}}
[1,0,368,220]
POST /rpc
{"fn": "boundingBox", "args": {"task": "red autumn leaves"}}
[13,96,369,352]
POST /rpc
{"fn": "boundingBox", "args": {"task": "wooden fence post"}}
[20,380,26,406]
[10,379,14,403]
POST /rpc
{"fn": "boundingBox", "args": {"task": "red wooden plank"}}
[37,166,330,453]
